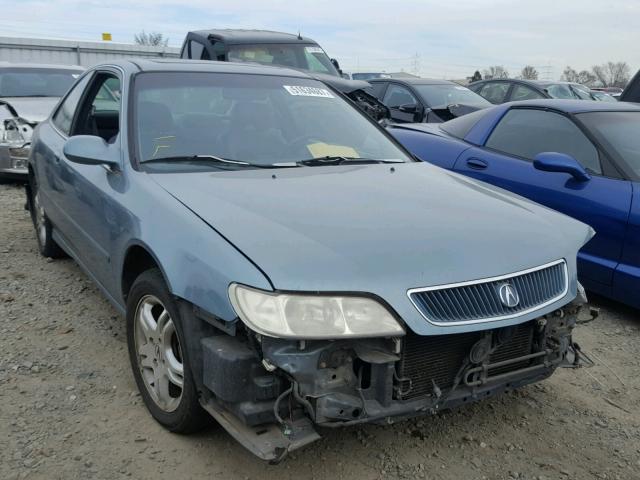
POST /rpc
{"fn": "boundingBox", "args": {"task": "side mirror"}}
[63,135,120,170]
[533,152,590,182]
[398,103,418,113]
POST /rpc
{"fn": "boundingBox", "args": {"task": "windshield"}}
[227,44,339,76]
[413,84,491,109]
[592,91,617,103]
[571,86,594,100]
[134,72,411,169]
[577,111,640,176]
[0,68,81,97]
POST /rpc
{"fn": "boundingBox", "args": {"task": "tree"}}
[134,31,169,47]
[561,66,579,82]
[482,65,509,80]
[520,65,538,80]
[471,70,482,82]
[591,61,630,88]
[561,66,597,86]
[577,70,597,86]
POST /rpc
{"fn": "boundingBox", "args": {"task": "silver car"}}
[0,63,83,180]
[28,59,594,461]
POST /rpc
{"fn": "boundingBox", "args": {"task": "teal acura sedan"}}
[27,59,592,461]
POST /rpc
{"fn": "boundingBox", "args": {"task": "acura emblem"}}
[498,283,520,308]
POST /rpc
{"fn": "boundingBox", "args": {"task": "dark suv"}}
[181,29,389,121]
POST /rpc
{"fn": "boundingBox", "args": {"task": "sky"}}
[0,0,637,80]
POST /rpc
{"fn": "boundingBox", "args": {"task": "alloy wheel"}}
[134,295,184,412]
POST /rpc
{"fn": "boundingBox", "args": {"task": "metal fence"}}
[0,36,180,67]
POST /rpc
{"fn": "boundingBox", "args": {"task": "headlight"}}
[228,283,405,339]
[2,118,31,147]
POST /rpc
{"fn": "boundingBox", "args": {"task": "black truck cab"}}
[180,29,389,121]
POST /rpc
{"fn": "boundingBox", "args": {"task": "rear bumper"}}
[196,297,584,461]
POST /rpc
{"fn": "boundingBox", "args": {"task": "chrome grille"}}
[408,260,567,326]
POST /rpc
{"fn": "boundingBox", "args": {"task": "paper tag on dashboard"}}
[283,85,334,98]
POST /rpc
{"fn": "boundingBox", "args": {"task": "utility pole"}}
[539,64,553,81]
[411,53,420,76]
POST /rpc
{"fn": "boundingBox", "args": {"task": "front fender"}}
[115,173,273,322]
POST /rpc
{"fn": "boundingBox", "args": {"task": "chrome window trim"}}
[407,259,569,327]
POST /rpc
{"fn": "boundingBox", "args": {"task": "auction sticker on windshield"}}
[283,85,334,98]
[305,46,325,54]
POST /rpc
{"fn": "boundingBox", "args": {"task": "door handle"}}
[466,158,488,169]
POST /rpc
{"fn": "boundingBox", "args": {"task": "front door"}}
[52,70,124,294]
[454,107,632,286]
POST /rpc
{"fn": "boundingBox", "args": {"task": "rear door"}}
[453,107,632,286]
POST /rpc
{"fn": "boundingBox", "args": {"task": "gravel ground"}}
[1,181,639,480]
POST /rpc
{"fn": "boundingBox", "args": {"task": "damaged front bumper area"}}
[197,297,586,462]
[0,144,30,179]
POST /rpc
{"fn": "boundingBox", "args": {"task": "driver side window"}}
[71,72,121,143]
[383,84,417,108]
[486,108,602,174]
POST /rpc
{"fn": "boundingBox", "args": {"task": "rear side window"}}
[478,82,510,103]
[52,73,92,135]
[368,82,387,99]
[545,84,575,99]
[189,41,204,59]
[440,108,489,139]
[486,109,602,173]
[511,84,545,101]
[383,84,418,108]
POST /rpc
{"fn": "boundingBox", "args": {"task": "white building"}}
[0,36,180,67]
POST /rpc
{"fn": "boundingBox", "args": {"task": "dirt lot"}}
[0,181,639,480]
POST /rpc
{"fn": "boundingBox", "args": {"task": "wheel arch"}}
[120,241,173,303]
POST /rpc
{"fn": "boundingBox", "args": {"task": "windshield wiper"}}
[141,155,295,169]
[296,156,405,167]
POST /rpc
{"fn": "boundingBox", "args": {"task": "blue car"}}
[27,61,591,460]
[389,99,640,308]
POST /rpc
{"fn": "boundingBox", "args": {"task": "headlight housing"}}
[2,118,32,147]
[228,283,405,339]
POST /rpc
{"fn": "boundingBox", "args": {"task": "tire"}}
[28,177,66,259]
[126,268,209,433]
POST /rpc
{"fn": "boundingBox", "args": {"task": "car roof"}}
[499,98,640,114]
[108,58,312,78]
[189,29,318,46]
[0,62,84,71]
[369,78,455,86]
[469,78,576,88]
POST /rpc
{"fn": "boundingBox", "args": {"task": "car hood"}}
[150,163,592,335]
[0,97,60,123]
